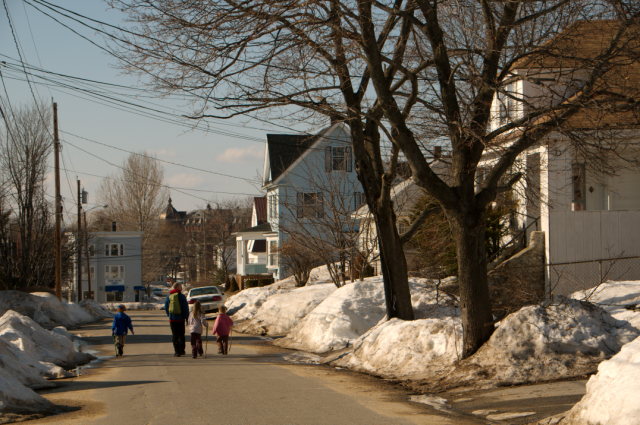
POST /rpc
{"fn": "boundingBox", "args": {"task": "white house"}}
[235,122,362,282]
[77,231,144,303]
[480,20,640,296]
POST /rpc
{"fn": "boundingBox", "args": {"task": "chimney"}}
[111,221,117,232]
[433,146,442,160]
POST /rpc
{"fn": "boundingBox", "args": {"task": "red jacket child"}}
[212,306,234,355]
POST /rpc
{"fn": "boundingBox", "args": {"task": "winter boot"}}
[117,343,123,357]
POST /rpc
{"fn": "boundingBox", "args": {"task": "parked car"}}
[186,286,224,313]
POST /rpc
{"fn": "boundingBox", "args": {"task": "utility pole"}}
[77,179,82,303]
[53,102,62,302]
[84,211,92,301]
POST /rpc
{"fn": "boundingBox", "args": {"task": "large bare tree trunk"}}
[448,208,494,357]
[374,210,413,320]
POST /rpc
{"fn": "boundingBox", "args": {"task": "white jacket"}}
[188,312,208,334]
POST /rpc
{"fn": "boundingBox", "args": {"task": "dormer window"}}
[325,146,352,172]
[497,83,516,126]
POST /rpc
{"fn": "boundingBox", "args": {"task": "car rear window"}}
[189,287,220,297]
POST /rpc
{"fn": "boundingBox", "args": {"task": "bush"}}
[243,277,274,289]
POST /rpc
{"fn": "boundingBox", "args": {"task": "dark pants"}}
[190,333,203,357]
[217,335,229,354]
[170,321,186,354]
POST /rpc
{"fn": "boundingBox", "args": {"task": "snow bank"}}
[0,291,111,329]
[0,369,53,414]
[432,297,639,389]
[226,285,290,321]
[79,299,114,318]
[103,302,165,311]
[565,335,640,425]
[0,310,93,369]
[234,284,337,335]
[572,281,640,330]
[275,277,453,353]
[331,317,462,379]
[52,326,75,340]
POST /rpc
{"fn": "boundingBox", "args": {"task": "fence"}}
[548,255,640,297]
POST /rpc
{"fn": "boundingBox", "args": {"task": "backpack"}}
[168,293,181,315]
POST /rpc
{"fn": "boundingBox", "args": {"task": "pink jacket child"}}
[212,307,234,355]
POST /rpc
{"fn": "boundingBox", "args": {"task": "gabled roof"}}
[264,124,336,185]
[235,222,272,235]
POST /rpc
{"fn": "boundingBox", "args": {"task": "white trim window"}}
[105,265,125,280]
[354,192,366,210]
[268,240,279,267]
[82,266,95,280]
[104,244,124,257]
[325,146,353,172]
[88,244,95,257]
[296,192,324,219]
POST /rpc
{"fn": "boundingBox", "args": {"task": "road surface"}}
[23,311,486,425]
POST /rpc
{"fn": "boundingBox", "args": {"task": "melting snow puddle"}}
[409,395,450,412]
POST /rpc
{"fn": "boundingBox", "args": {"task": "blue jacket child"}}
[111,305,134,357]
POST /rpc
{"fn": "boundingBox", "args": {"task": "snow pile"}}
[103,302,165,311]
[572,281,640,330]
[306,265,333,285]
[431,297,639,389]
[0,291,111,328]
[275,277,452,353]
[79,299,114,318]
[234,284,337,335]
[0,310,93,369]
[52,326,75,340]
[330,317,462,379]
[564,335,640,425]
[225,284,290,321]
[0,369,53,414]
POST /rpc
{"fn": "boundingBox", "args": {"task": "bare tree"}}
[96,151,169,281]
[277,241,317,287]
[108,0,640,357]
[0,102,64,290]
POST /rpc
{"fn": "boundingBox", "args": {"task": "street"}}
[21,311,484,425]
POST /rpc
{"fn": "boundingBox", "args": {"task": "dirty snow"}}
[486,412,536,421]
[79,299,114,318]
[103,302,165,311]
[330,317,462,379]
[234,284,337,335]
[0,369,53,413]
[275,277,458,354]
[225,285,290,321]
[0,310,93,368]
[564,335,640,425]
[408,395,450,412]
[427,297,639,389]
[572,281,640,330]
[52,326,76,340]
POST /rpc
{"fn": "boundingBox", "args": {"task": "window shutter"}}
[325,146,332,172]
[120,244,124,256]
[105,244,109,256]
[316,192,324,218]
[297,192,304,218]
[346,147,352,172]
[120,266,125,279]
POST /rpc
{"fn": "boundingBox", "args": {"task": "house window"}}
[325,146,352,172]
[105,265,125,280]
[81,266,95,280]
[268,194,278,221]
[297,192,324,219]
[354,192,366,209]
[397,222,409,235]
[572,162,586,211]
[106,292,123,302]
[498,84,515,126]
[88,244,95,257]
[268,241,279,266]
[105,244,124,257]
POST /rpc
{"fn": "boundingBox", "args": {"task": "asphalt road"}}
[23,311,483,425]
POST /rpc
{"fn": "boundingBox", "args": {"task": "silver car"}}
[187,286,224,313]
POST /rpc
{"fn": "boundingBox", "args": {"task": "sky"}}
[0,0,311,225]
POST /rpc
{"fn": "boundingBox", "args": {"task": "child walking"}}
[212,306,234,355]
[188,301,208,359]
[111,304,134,357]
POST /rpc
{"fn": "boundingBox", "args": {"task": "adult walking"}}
[164,282,189,357]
